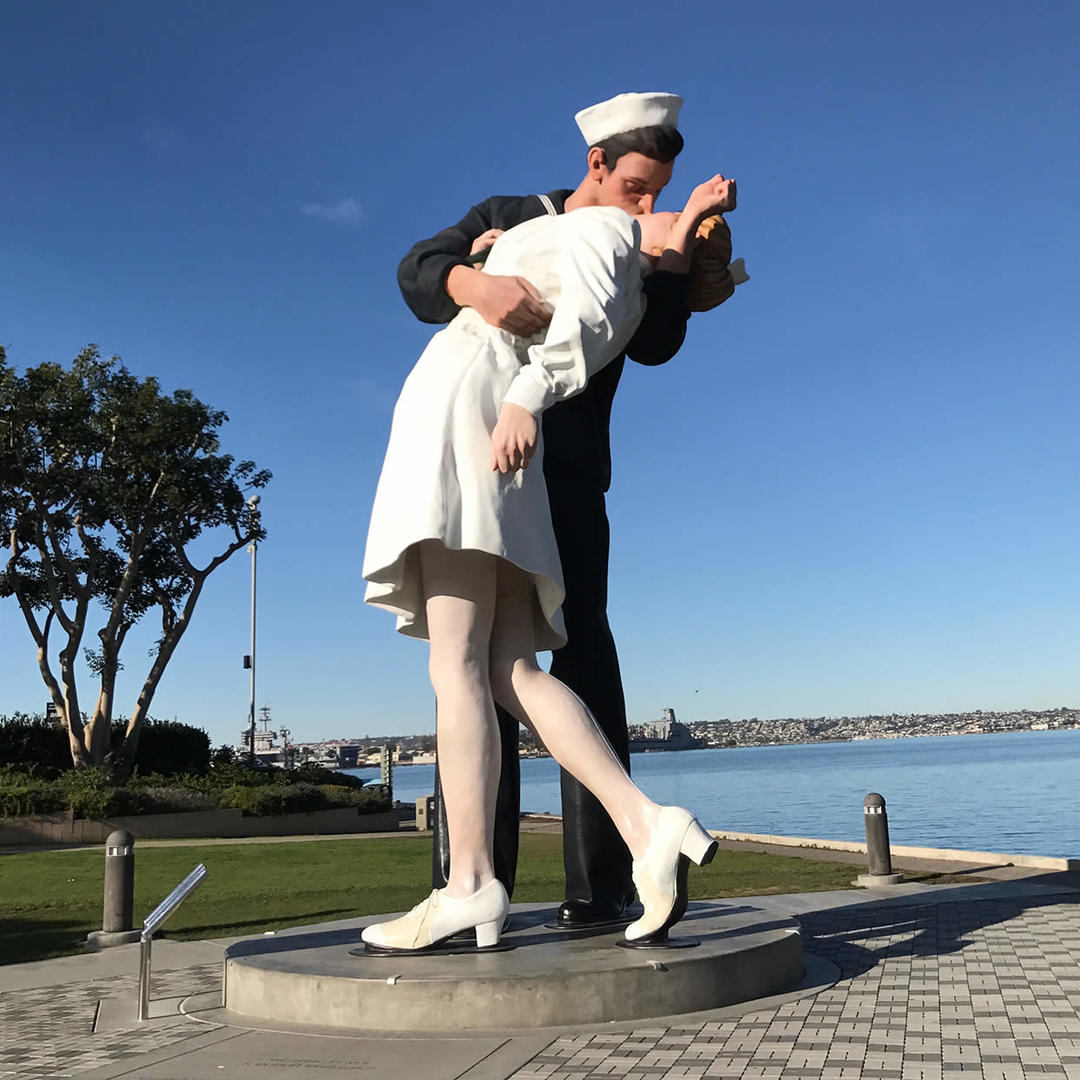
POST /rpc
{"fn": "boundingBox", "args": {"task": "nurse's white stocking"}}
[419,540,501,898]
[488,561,660,861]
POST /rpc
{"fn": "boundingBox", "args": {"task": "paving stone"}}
[540,895,1080,1080]
[0,961,220,1079]
[6,892,1080,1080]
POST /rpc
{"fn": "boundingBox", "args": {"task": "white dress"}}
[362,205,645,651]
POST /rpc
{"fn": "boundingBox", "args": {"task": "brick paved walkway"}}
[1,884,1078,1079]
[0,963,221,1079]
[511,893,1080,1080]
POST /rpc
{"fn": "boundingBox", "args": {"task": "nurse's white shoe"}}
[361,879,509,952]
[625,807,718,942]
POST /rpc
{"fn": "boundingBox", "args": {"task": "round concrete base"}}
[86,928,142,950]
[223,900,804,1034]
[855,873,905,887]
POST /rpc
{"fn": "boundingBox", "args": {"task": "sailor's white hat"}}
[575,92,683,146]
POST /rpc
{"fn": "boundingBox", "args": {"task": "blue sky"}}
[2,2,1078,747]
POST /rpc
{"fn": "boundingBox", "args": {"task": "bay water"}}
[346,728,1080,859]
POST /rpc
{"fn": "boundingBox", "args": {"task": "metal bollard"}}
[103,829,135,930]
[855,793,904,886]
[86,830,142,948]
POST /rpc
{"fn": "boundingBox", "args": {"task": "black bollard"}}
[87,830,142,949]
[856,793,903,886]
[103,829,135,931]
[864,793,892,875]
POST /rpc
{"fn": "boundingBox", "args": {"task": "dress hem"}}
[364,538,568,653]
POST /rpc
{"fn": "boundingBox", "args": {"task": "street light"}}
[245,495,261,764]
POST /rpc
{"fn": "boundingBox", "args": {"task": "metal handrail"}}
[138,863,208,1021]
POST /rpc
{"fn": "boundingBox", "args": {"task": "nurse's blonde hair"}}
[641,214,737,311]
[687,215,735,312]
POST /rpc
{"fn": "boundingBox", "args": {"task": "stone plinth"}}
[223,900,804,1034]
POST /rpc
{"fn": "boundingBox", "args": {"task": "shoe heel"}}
[475,920,501,948]
[681,819,719,866]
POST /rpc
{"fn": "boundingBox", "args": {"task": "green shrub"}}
[217,782,391,816]
[130,720,211,776]
[319,785,391,812]
[56,768,139,819]
[0,781,66,817]
[0,763,46,786]
[220,784,268,814]
[136,786,217,814]
[208,760,277,788]
[279,783,329,813]
[0,714,70,773]
[218,783,301,816]
[0,764,390,820]
[129,771,216,793]
[359,786,391,813]
[285,763,366,789]
[208,760,367,790]
[210,744,236,766]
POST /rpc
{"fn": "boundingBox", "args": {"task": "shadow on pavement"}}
[796,878,1079,983]
[170,908,358,940]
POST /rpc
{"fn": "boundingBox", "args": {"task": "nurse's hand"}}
[491,402,538,473]
[684,175,737,223]
[470,229,504,256]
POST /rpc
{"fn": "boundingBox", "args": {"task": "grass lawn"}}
[0,833,969,966]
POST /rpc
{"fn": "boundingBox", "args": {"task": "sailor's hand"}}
[470,274,552,336]
[684,175,737,223]
[491,402,538,474]
[445,266,552,336]
[470,229,504,256]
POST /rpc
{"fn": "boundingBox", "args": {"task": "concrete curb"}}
[708,829,1079,871]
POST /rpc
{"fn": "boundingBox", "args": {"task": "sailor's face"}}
[598,152,674,215]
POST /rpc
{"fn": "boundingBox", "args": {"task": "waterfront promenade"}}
[2,838,1078,1079]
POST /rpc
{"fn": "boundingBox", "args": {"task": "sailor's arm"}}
[625,271,691,367]
[396,201,493,324]
[397,200,551,335]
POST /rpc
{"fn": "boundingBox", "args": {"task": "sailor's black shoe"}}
[555,898,635,930]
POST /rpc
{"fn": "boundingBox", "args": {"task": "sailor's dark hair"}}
[591,125,684,168]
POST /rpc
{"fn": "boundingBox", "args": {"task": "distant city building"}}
[683,706,1080,750]
[231,705,1080,769]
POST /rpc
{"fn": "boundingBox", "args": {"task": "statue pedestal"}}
[221,900,804,1034]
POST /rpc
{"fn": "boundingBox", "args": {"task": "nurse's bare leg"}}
[420,540,501,898]
[488,561,660,861]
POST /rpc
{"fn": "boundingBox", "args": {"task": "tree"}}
[0,346,270,775]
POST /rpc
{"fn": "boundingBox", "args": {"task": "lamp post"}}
[245,495,261,763]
